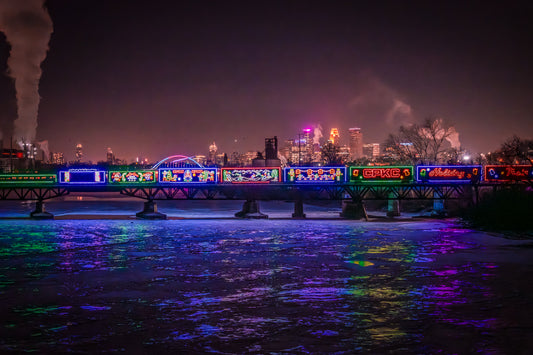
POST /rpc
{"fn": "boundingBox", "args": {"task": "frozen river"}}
[0,200,532,353]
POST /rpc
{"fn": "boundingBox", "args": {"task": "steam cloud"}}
[385,98,413,126]
[35,139,49,161]
[421,118,461,149]
[349,74,414,128]
[0,0,53,146]
[313,124,323,145]
[445,127,461,149]
[349,73,461,149]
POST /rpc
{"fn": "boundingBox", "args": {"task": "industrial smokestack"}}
[0,0,53,146]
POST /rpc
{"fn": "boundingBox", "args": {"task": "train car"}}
[109,170,157,184]
[0,173,57,184]
[59,168,107,184]
[284,167,346,183]
[4,164,531,188]
[349,165,414,183]
[417,165,482,183]
[484,165,533,182]
[221,167,281,183]
[158,168,217,183]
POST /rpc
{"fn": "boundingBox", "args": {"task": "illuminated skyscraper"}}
[208,142,217,165]
[363,143,380,159]
[303,128,312,163]
[348,127,363,161]
[106,147,115,164]
[50,152,65,165]
[282,139,300,165]
[75,143,83,163]
[329,128,340,145]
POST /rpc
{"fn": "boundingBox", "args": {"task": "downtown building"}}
[50,152,65,165]
[348,127,363,161]
[363,143,380,160]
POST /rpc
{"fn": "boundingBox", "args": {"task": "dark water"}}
[0,202,533,353]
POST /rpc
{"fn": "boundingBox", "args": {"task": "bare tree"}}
[321,142,341,165]
[385,117,459,164]
[498,135,533,165]
[384,127,422,164]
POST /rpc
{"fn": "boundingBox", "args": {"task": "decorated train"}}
[0,164,531,185]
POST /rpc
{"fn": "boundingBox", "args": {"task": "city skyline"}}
[48,125,377,165]
[1,1,532,162]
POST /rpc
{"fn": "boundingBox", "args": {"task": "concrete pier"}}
[432,192,446,217]
[235,200,268,219]
[387,199,401,217]
[292,199,306,218]
[387,194,401,217]
[136,200,167,220]
[340,200,367,220]
[30,200,54,219]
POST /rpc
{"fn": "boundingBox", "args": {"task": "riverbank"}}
[461,188,533,236]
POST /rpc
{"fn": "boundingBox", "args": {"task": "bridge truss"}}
[118,183,479,201]
[0,182,526,203]
[0,187,69,201]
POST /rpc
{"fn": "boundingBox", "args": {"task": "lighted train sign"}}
[221,168,281,183]
[159,168,217,183]
[109,170,157,184]
[484,165,533,182]
[284,167,346,183]
[59,169,106,184]
[417,165,482,183]
[0,174,56,184]
[350,166,413,183]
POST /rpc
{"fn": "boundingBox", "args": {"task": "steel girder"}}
[0,183,498,202]
[0,187,69,200]
[115,184,474,201]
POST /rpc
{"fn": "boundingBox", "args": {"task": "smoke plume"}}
[36,139,49,161]
[445,127,461,149]
[385,98,413,127]
[420,118,461,149]
[0,0,53,146]
[313,124,323,145]
[349,74,414,128]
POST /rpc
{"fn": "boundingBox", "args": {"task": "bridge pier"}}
[136,200,167,220]
[235,200,268,219]
[340,199,367,220]
[30,200,54,219]
[387,199,401,217]
[432,193,446,217]
[292,199,306,218]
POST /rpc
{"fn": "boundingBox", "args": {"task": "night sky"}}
[1,0,532,162]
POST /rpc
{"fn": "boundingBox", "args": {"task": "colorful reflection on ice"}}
[0,219,531,353]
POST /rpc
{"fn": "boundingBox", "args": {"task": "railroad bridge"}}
[0,156,530,219]
[0,180,502,220]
